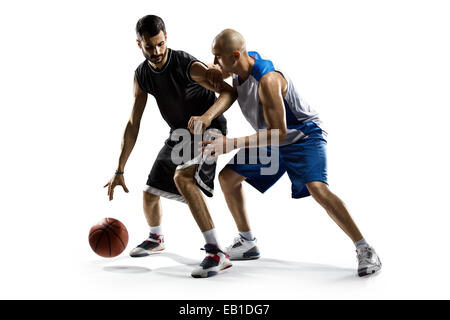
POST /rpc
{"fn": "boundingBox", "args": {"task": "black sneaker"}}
[191,244,232,278]
[129,233,165,257]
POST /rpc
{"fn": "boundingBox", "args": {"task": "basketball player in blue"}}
[195,29,382,277]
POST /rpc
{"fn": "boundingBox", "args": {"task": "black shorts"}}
[144,129,221,203]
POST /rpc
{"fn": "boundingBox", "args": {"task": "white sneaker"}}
[225,236,260,260]
[191,244,232,278]
[356,245,382,277]
[129,233,165,257]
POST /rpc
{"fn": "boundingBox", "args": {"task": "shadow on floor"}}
[98,251,380,284]
[103,265,152,273]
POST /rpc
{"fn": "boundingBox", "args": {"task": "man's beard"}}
[144,47,168,64]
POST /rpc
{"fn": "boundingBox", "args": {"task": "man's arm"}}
[247,71,288,146]
[201,72,288,158]
[187,62,237,134]
[104,75,148,200]
[206,63,233,84]
[116,75,148,171]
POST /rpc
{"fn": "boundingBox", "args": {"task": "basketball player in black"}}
[104,15,236,277]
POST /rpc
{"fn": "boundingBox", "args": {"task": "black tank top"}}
[135,49,227,135]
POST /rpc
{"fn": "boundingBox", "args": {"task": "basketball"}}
[89,218,129,258]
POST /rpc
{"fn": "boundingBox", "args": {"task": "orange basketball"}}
[89,218,128,258]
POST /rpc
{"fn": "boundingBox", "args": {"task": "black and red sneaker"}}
[191,244,232,278]
[129,233,165,257]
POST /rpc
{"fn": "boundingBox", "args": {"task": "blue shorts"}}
[225,121,328,199]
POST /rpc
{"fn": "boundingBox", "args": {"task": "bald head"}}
[213,29,246,54]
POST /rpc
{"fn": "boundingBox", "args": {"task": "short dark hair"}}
[136,15,166,39]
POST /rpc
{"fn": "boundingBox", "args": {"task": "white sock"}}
[354,238,369,249]
[150,225,162,236]
[239,231,255,241]
[202,228,221,248]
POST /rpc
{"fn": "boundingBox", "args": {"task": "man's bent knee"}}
[173,167,196,188]
[306,181,330,202]
[219,167,244,192]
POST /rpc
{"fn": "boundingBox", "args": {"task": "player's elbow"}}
[126,120,140,137]
[227,89,238,101]
[219,85,237,99]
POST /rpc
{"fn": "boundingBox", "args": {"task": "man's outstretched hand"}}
[104,174,129,201]
[200,131,235,160]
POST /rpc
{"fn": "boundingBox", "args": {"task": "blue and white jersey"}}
[232,51,326,145]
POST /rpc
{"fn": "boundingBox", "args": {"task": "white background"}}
[0,0,449,299]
